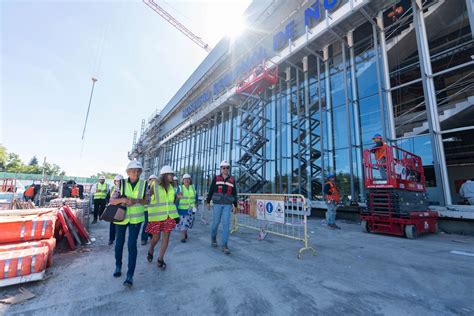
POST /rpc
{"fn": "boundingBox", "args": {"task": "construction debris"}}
[0,288,36,305]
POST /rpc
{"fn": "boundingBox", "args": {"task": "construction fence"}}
[200,193,316,259]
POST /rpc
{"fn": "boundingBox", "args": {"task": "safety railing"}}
[230,193,315,259]
[199,195,213,225]
[364,145,426,192]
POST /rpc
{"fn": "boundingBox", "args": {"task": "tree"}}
[6,153,23,172]
[29,156,39,166]
[92,172,119,180]
[0,144,7,171]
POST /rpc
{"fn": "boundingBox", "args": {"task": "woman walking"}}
[108,175,123,245]
[175,174,198,243]
[109,160,147,287]
[146,165,180,269]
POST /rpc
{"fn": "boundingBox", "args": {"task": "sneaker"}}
[91,219,97,224]
[123,276,133,287]
[113,267,121,278]
[222,246,231,255]
[333,224,341,229]
[181,239,186,243]
[328,224,336,229]
[211,239,218,248]
[108,240,114,245]
[141,240,147,246]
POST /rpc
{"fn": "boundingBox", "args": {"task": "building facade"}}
[131,0,474,207]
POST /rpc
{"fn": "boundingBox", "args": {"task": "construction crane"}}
[143,0,212,52]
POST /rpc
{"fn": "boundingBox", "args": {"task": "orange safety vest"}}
[374,142,388,161]
[24,186,35,198]
[71,186,79,197]
[325,182,341,203]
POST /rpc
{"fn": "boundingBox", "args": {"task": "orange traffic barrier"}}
[0,238,56,268]
[0,214,56,244]
[0,246,49,279]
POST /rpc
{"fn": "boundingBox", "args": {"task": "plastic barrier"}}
[231,193,316,259]
[0,245,49,280]
[0,213,56,244]
[0,238,56,268]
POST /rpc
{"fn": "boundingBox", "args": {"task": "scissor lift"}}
[361,145,438,239]
[235,60,278,192]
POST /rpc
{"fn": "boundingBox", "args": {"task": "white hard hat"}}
[148,174,157,180]
[182,174,191,179]
[114,175,123,181]
[159,165,174,175]
[126,160,143,170]
[173,176,178,181]
[220,160,230,167]
[99,176,106,180]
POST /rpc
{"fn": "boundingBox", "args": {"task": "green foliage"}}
[0,144,66,176]
[92,172,119,180]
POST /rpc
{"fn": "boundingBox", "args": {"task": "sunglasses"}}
[221,166,230,169]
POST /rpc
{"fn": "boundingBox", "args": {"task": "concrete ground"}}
[1,218,473,316]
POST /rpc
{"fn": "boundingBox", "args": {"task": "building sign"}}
[273,0,339,52]
[182,47,266,118]
[182,90,211,118]
[182,0,339,118]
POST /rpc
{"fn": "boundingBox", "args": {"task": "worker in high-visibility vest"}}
[323,173,341,229]
[92,176,109,224]
[146,165,180,270]
[107,175,123,246]
[371,134,389,180]
[109,160,147,287]
[70,184,80,198]
[140,174,156,246]
[23,184,36,202]
[175,174,198,243]
[206,160,238,255]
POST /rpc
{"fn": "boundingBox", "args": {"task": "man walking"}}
[92,175,109,224]
[206,160,237,255]
[323,173,341,229]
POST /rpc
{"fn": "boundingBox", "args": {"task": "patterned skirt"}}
[145,217,177,234]
[176,209,195,231]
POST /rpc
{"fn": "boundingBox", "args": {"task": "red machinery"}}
[0,178,16,193]
[236,60,278,95]
[361,145,438,239]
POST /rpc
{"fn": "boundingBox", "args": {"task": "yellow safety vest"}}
[177,185,196,210]
[115,179,146,225]
[94,182,108,199]
[148,183,178,222]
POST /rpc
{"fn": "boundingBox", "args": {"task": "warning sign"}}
[256,199,285,223]
[256,200,265,220]
[273,201,285,224]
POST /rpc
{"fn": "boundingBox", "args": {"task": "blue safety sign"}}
[266,201,274,214]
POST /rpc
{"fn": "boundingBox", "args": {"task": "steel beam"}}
[412,0,452,205]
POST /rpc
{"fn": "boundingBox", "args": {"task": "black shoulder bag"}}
[100,179,127,223]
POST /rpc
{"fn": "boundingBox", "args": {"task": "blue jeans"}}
[109,222,116,242]
[211,204,232,246]
[326,201,337,225]
[141,212,151,242]
[115,223,142,278]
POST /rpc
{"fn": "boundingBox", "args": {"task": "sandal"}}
[147,251,153,263]
[157,259,167,270]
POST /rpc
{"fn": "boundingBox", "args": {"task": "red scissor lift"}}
[236,60,278,95]
[361,145,438,239]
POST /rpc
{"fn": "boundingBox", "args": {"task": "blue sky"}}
[1,0,250,177]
